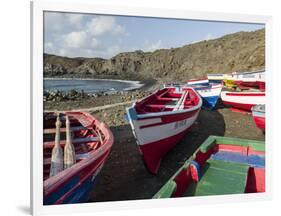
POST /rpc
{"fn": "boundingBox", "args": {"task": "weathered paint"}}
[126,87,202,174]
[43,112,113,205]
[153,136,265,199]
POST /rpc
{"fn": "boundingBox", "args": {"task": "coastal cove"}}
[44,78,145,93]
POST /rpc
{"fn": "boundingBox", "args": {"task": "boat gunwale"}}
[43,111,114,196]
[128,87,202,120]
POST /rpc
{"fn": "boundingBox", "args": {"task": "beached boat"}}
[207,74,224,84]
[153,136,265,198]
[187,83,223,109]
[126,87,202,174]
[220,91,265,112]
[252,105,265,131]
[187,78,209,86]
[223,74,237,88]
[233,70,265,91]
[43,111,113,205]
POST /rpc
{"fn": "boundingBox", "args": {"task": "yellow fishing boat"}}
[223,74,237,88]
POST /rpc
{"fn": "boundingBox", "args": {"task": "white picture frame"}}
[31,0,273,215]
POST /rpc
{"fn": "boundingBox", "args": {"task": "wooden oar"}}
[49,113,64,177]
[64,115,76,169]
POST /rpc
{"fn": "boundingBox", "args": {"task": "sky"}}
[44,12,264,59]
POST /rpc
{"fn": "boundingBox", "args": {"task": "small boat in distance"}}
[233,70,265,91]
[153,136,265,198]
[220,91,265,112]
[207,73,224,84]
[252,105,265,131]
[126,87,202,174]
[187,78,209,86]
[43,112,113,205]
[187,83,223,109]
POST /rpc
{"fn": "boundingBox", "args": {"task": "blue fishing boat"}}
[187,83,223,109]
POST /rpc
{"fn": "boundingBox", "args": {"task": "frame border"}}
[31,0,272,215]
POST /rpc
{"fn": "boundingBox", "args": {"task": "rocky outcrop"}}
[44,28,265,82]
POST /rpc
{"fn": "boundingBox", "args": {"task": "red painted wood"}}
[223,101,255,112]
[253,115,265,131]
[139,128,191,174]
[245,168,265,193]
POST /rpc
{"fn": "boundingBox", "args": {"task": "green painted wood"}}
[194,159,250,196]
[213,136,265,152]
[198,136,217,153]
[153,136,264,199]
[153,180,177,198]
[199,136,265,153]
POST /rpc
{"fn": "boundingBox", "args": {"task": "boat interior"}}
[43,112,103,180]
[155,142,265,198]
[135,87,200,114]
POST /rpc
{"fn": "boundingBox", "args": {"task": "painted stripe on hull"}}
[139,109,199,129]
[44,166,102,205]
[134,111,199,145]
[221,91,265,111]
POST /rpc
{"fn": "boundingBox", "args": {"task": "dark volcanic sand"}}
[86,101,265,202]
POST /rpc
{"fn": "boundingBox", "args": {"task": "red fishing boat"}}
[232,70,265,91]
[221,91,265,112]
[43,111,113,205]
[154,136,265,198]
[126,87,202,174]
[252,105,265,131]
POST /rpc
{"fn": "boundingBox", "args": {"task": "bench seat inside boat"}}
[185,159,250,196]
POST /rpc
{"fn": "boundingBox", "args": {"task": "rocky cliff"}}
[44,28,265,82]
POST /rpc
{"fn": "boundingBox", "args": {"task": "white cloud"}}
[107,45,121,56]
[66,14,84,29]
[191,33,216,44]
[86,16,125,36]
[63,31,99,50]
[63,31,87,48]
[44,12,127,58]
[205,33,215,41]
[143,40,164,52]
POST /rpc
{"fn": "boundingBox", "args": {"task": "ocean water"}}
[44,79,143,93]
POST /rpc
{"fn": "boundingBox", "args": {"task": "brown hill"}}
[44,28,265,82]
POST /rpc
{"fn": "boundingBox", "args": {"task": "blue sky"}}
[44,12,264,59]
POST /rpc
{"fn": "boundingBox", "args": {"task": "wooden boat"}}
[126,87,202,174]
[207,74,224,84]
[187,78,209,86]
[252,105,265,131]
[223,74,237,88]
[220,91,265,112]
[43,111,113,205]
[233,70,265,91]
[187,83,223,109]
[153,136,265,198]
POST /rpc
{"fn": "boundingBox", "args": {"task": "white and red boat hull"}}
[221,91,265,112]
[187,78,209,85]
[232,70,265,91]
[252,105,265,131]
[126,87,202,174]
